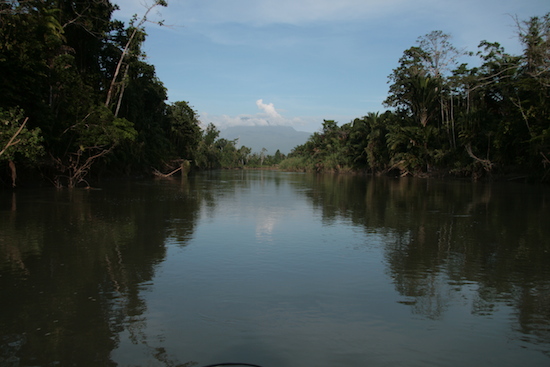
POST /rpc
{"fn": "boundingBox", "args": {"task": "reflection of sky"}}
[255,208,277,242]
[120,173,393,366]
[112,173,550,367]
[198,173,321,246]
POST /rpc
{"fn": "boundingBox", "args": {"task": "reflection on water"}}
[0,180,199,366]
[0,171,549,366]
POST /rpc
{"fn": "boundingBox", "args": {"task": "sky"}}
[112,0,549,133]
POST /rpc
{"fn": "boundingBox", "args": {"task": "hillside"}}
[219,125,311,155]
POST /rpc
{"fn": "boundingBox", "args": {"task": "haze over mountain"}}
[219,125,311,155]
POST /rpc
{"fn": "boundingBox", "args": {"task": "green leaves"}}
[0,107,44,162]
[71,105,137,149]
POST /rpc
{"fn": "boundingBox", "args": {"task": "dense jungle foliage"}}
[0,0,257,187]
[283,18,550,181]
[1,1,549,186]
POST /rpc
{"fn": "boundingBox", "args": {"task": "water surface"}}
[1,171,549,366]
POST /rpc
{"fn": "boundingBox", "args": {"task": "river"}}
[1,170,549,366]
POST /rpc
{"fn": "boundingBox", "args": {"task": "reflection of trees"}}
[0,179,202,366]
[295,174,550,349]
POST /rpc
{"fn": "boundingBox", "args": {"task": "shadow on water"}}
[291,173,550,352]
[0,177,202,366]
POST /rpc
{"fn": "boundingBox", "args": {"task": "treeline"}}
[2,2,548,186]
[191,124,286,169]
[0,0,256,188]
[283,15,550,181]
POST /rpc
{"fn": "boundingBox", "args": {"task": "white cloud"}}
[255,99,281,119]
[113,0,549,136]
[200,99,312,130]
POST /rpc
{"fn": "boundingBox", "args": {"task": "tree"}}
[217,138,241,168]
[383,31,467,174]
[514,13,550,174]
[279,17,550,179]
[0,0,65,126]
[384,47,440,127]
[385,46,431,112]
[104,0,167,111]
[0,108,43,160]
[195,123,221,169]
[516,13,550,86]
[52,105,137,187]
[0,0,244,183]
[166,101,202,161]
[0,108,44,187]
[348,112,391,172]
[405,75,441,127]
[260,147,268,166]
[238,146,251,166]
[112,60,170,171]
[384,47,441,173]
[272,149,285,165]
[453,41,521,173]
[416,30,464,79]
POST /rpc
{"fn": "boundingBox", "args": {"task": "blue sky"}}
[113,0,549,133]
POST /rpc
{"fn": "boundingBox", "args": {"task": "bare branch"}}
[0,117,28,157]
[105,1,166,108]
[510,93,531,134]
[465,143,493,171]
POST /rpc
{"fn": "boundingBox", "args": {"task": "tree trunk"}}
[105,2,161,109]
[8,160,16,187]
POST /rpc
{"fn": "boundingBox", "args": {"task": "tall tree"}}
[104,0,167,111]
[515,13,550,172]
[416,30,463,79]
[166,101,202,161]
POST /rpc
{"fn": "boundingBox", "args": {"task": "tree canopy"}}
[284,14,550,181]
[0,0,248,187]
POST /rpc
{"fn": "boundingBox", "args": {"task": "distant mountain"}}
[219,125,311,155]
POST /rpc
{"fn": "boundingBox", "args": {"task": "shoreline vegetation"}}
[1,1,549,188]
